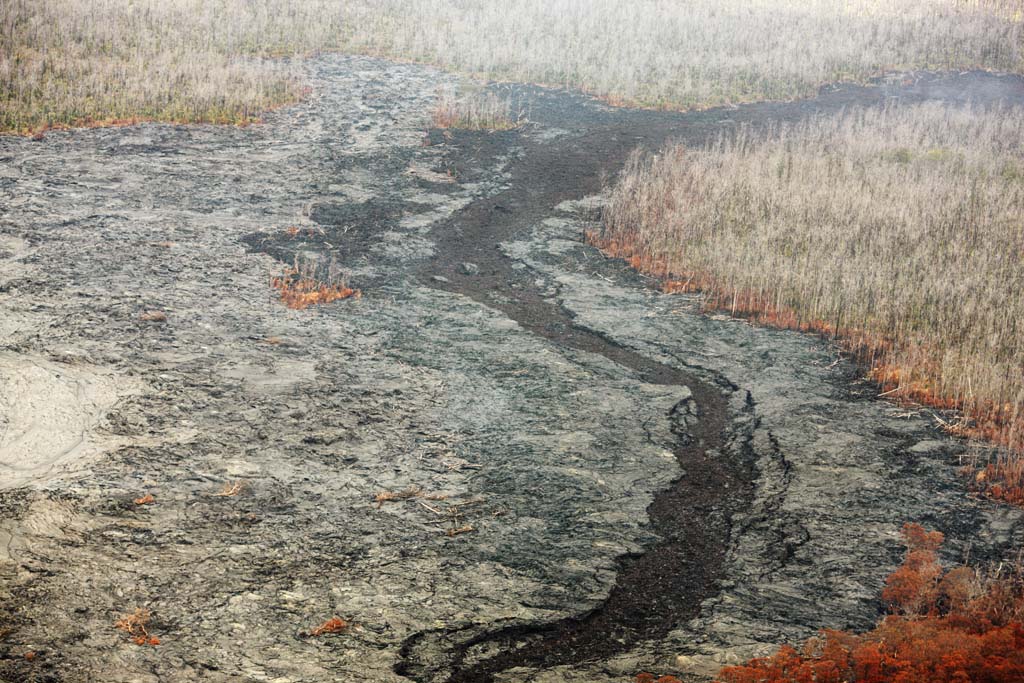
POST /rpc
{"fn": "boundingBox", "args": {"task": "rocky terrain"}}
[1,55,1023,682]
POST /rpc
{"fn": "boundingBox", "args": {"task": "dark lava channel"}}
[392,92,758,683]
[395,73,1024,682]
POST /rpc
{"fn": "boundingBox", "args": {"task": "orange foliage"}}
[978,451,1024,507]
[270,259,360,311]
[713,524,1024,683]
[636,675,683,683]
[133,494,155,505]
[586,230,1024,506]
[309,617,349,636]
[881,524,945,616]
[114,608,160,646]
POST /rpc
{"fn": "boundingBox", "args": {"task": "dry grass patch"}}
[3,1,1022,134]
[0,0,318,134]
[591,102,1024,501]
[379,0,1024,110]
[431,88,522,130]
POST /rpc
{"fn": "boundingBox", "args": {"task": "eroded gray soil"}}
[1,56,1023,683]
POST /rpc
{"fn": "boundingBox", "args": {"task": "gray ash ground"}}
[1,55,1023,683]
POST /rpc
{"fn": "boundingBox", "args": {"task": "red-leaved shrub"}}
[713,524,1024,683]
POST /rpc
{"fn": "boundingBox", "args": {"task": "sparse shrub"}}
[431,87,522,130]
[714,524,1024,683]
[214,481,244,497]
[590,103,1024,503]
[374,486,423,508]
[308,617,349,636]
[270,254,359,310]
[880,524,945,616]
[114,608,160,646]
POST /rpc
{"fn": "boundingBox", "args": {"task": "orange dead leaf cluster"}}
[309,617,349,636]
[114,608,160,646]
[214,481,245,497]
[271,274,359,310]
[713,524,1024,683]
[980,452,1024,506]
[636,674,683,683]
[133,494,155,505]
[374,486,423,508]
[283,226,323,239]
[139,310,167,322]
[270,256,360,310]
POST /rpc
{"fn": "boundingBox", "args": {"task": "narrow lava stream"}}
[395,93,754,683]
